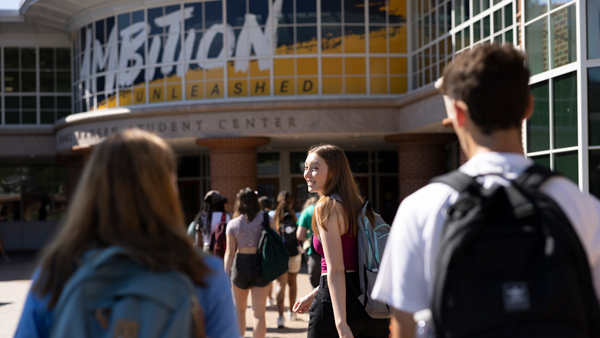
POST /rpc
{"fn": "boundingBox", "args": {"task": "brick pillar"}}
[196,137,270,213]
[385,133,457,202]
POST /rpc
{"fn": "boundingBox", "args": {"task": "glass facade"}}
[2,47,72,125]
[72,0,408,113]
[524,1,576,75]
[0,161,67,222]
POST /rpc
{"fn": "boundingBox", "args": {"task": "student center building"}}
[0,0,586,250]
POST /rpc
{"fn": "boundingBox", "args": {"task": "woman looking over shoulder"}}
[293,144,390,338]
[224,188,275,338]
[14,129,239,338]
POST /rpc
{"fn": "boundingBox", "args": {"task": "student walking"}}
[194,190,229,253]
[372,44,600,338]
[293,144,390,338]
[273,195,301,328]
[224,188,275,338]
[14,129,239,338]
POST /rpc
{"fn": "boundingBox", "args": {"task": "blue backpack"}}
[49,246,205,338]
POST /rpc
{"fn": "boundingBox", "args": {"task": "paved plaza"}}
[0,251,312,338]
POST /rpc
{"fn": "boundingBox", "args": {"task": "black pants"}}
[307,272,390,338]
[307,251,321,288]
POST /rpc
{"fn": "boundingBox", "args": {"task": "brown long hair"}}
[33,129,210,308]
[232,187,260,222]
[274,199,297,228]
[308,144,374,238]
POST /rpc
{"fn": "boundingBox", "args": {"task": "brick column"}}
[385,133,457,202]
[196,137,270,213]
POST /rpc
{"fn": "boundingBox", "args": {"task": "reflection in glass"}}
[531,155,551,169]
[553,72,577,149]
[185,3,203,31]
[551,5,576,69]
[588,68,600,145]
[527,81,550,152]
[345,0,365,23]
[345,26,365,53]
[4,48,19,68]
[297,0,317,23]
[276,27,294,54]
[227,0,246,27]
[5,71,19,92]
[257,153,280,176]
[369,0,386,23]
[322,26,342,53]
[21,48,36,69]
[525,18,548,75]
[526,0,547,21]
[40,48,54,68]
[249,0,269,25]
[118,13,130,39]
[205,1,223,28]
[296,26,317,54]
[589,150,600,199]
[322,0,342,23]
[588,0,600,59]
[555,151,578,184]
[148,7,164,35]
[551,0,571,10]
[22,71,36,92]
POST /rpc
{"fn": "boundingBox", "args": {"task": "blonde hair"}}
[34,129,210,308]
[308,144,374,237]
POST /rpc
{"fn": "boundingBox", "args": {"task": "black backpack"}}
[430,164,600,338]
[279,212,299,257]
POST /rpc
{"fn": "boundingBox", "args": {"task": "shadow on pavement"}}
[0,251,39,282]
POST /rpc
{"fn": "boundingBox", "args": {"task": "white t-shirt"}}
[199,212,231,247]
[371,152,600,314]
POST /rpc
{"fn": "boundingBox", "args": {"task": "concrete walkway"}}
[0,251,312,338]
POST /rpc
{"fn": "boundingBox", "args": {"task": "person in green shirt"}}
[296,195,320,288]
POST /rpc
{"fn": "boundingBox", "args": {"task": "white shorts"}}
[289,254,302,274]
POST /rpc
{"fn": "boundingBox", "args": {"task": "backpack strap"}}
[513,164,558,192]
[220,212,227,223]
[261,212,270,230]
[430,170,477,193]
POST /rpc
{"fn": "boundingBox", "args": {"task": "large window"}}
[526,71,578,184]
[524,1,576,75]
[73,0,409,113]
[2,47,72,125]
[0,161,67,222]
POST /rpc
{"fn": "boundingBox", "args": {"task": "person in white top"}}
[194,190,230,250]
[371,44,600,338]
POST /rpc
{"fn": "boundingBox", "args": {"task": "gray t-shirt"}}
[226,211,274,249]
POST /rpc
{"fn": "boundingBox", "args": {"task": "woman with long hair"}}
[14,129,239,337]
[293,144,390,338]
[273,192,301,328]
[224,187,275,338]
[194,190,229,250]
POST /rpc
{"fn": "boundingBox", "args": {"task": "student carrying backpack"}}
[50,246,206,338]
[209,213,228,258]
[427,165,600,338]
[279,211,299,257]
[371,45,600,338]
[258,211,289,281]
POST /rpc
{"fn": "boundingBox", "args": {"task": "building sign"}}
[72,0,408,113]
[55,108,400,151]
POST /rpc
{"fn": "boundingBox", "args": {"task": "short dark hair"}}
[438,43,530,134]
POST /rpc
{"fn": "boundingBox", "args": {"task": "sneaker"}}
[287,310,296,321]
[266,297,274,307]
[277,316,284,329]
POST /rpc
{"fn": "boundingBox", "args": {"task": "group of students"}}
[14,42,600,338]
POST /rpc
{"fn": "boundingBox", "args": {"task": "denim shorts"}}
[230,253,270,289]
[307,272,390,338]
